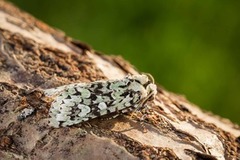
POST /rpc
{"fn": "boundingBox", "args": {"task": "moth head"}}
[133,74,157,100]
[130,74,157,111]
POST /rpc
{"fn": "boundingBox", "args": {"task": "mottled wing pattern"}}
[45,74,157,127]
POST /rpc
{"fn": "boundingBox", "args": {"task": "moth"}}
[44,74,157,128]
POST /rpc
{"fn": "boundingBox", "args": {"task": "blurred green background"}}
[9,0,240,124]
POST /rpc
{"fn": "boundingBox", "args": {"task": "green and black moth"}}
[44,74,157,128]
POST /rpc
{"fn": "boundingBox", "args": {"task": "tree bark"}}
[0,1,239,159]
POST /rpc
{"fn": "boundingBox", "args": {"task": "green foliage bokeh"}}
[9,0,240,124]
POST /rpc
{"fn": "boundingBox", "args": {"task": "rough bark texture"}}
[0,1,239,160]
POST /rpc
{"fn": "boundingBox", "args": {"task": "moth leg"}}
[129,103,151,119]
[100,114,121,121]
